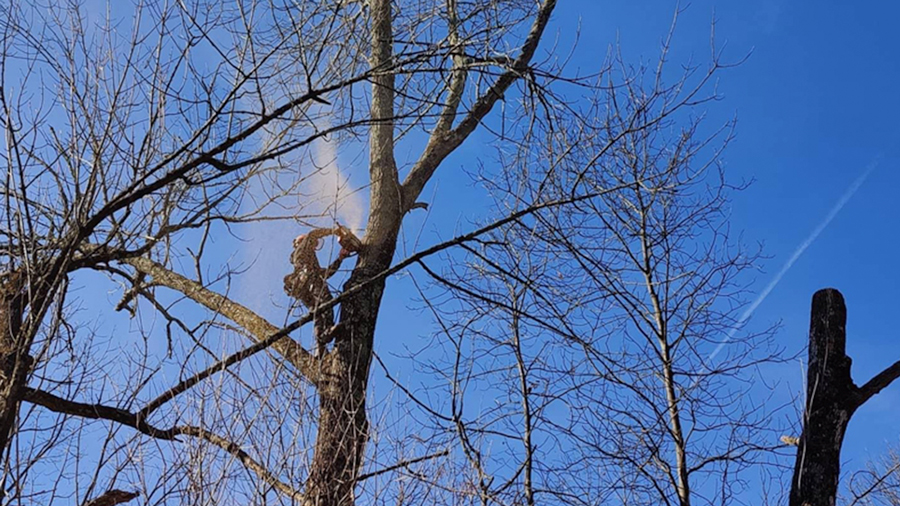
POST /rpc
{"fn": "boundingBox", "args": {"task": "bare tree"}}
[0,0,588,504]
[848,446,900,506]
[7,1,843,505]
[408,47,793,505]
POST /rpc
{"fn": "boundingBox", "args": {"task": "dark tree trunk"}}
[301,223,401,505]
[303,275,383,506]
[789,288,900,505]
[0,352,28,462]
[790,288,856,506]
[0,271,31,478]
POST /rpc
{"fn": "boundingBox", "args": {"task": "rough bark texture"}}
[303,217,401,506]
[305,260,393,506]
[300,0,402,503]
[789,288,900,505]
[0,271,29,464]
[790,288,855,506]
[123,256,320,383]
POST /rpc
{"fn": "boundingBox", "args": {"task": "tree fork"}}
[790,288,900,506]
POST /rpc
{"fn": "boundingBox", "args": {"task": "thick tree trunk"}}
[304,276,380,505]
[790,288,856,506]
[0,353,28,462]
[302,0,401,501]
[297,0,559,501]
[303,234,398,506]
[0,272,30,471]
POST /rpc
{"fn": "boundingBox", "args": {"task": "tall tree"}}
[0,1,784,505]
[411,58,788,505]
[0,0,578,504]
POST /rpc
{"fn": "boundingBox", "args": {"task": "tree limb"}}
[401,0,558,208]
[366,0,402,243]
[24,387,304,502]
[129,192,616,421]
[854,360,900,408]
[83,490,139,506]
[357,449,450,481]
[23,387,177,439]
[430,0,467,138]
[122,256,319,384]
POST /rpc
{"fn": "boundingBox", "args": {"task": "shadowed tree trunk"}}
[0,271,27,460]
[790,289,855,506]
[791,288,900,506]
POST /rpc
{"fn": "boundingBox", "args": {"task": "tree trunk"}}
[303,232,399,506]
[790,288,856,506]
[0,271,30,473]
[301,0,401,501]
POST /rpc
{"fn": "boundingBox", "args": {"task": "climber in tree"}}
[284,224,362,355]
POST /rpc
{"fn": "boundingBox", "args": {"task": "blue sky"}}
[125,0,900,501]
[559,0,900,488]
[602,0,900,456]
[369,0,900,499]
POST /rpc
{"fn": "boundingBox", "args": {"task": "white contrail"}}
[706,156,881,363]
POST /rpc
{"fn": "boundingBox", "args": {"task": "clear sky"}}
[144,0,900,501]
[366,0,900,500]
[577,0,900,465]
[566,0,900,494]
